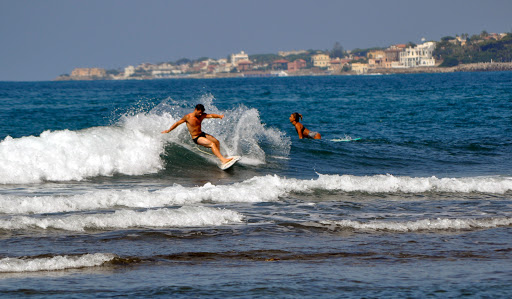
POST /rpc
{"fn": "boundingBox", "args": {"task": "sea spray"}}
[225,106,290,162]
[157,95,290,164]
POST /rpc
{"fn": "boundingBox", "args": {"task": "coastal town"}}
[56,31,512,81]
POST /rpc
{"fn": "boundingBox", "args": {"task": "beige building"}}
[124,66,136,77]
[456,36,467,46]
[367,47,407,69]
[328,58,350,73]
[70,68,107,79]
[385,48,403,62]
[351,63,368,74]
[367,50,387,68]
[367,50,386,60]
[312,54,330,68]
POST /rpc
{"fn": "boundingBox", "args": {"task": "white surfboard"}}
[219,156,241,170]
[331,137,361,142]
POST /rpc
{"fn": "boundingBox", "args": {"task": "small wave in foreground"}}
[0,207,243,231]
[320,217,512,232]
[0,253,115,273]
[0,174,511,215]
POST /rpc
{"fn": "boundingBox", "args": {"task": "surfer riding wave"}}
[161,104,233,165]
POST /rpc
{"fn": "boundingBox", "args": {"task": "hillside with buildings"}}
[55,31,512,81]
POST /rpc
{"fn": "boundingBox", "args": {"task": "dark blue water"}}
[0,73,511,297]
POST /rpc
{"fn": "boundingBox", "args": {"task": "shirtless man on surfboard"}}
[161,104,233,165]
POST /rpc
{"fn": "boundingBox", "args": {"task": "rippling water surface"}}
[0,72,511,297]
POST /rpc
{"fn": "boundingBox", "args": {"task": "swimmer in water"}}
[289,112,321,139]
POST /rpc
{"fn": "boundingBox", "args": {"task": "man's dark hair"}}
[195,104,205,112]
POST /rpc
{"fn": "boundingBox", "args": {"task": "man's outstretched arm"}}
[205,113,224,119]
[161,117,186,134]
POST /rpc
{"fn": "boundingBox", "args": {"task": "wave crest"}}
[0,253,115,273]
[0,121,167,184]
[321,217,512,232]
[1,174,510,215]
[0,207,243,231]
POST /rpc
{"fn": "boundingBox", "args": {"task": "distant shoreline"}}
[53,62,512,81]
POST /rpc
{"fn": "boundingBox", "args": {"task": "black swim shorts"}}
[192,132,207,144]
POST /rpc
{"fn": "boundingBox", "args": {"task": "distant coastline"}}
[54,62,512,81]
[54,31,512,81]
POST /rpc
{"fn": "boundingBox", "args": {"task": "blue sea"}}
[0,72,511,297]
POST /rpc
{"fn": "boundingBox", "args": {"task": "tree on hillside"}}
[330,42,345,58]
[406,41,417,48]
[441,36,456,41]
[435,32,512,64]
[175,58,191,65]
[249,54,281,64]
[106,69,122,76]
[439,57,459,67]
[350,47,383,57]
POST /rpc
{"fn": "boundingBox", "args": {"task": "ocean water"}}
[0,72,511,297]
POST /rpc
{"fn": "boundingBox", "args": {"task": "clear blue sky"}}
[1,0,511,81]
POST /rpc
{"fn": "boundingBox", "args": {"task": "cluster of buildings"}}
[351,42,436,74]
[59,41,442,80]
[233,51,308,76]
[284,41,437,75]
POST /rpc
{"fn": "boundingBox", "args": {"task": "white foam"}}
[0,207,243,231]
[311,173,512,194]
[1,174,511,215]
[0,253,115,273]
[321,217,512,232]
[0,113,171,184]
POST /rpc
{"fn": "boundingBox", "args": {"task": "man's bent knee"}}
[205,134,219,143]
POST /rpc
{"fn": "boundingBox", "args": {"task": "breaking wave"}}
[320,217,512,232]
[0,96,290,184]
[0,207,243,231]
[0,253,115,273]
